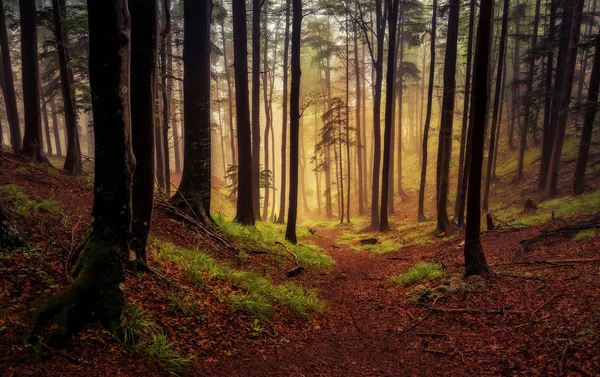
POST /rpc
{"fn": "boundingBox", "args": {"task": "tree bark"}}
[251,0,261,219]
[277,0,291,224]
[171,0,214,226]
[464,0,491,277]
[232,0,255,225]
[221,17,236,168]
[130,0,157,265]
[49,97,62,156]
[52,0,82,173]
[261,10,271,221]
[353,13,364,215]
[160,0,171,195]
[285,0,301,243]
[418,0,436,223]
[435,0,459,234]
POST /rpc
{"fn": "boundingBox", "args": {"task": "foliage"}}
[0,184,62,216]
[389,263,445,285]
[573,229,596,242]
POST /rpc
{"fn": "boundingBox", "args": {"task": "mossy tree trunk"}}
[171,0,214,228]
[130,0,157,265]
[30,0,134,347]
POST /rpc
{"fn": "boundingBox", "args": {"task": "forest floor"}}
[1,150,600,376]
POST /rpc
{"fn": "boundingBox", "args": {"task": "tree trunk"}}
[251,0,261,219]
[277,0,291,224]
[435,0,459,234]
[52,0,82,173]
[353,14,364,215]
[0,0,21,152]
[345,9,351,223]
[380,0,399,232]
[261,10,271,221]
[160,0,171,195]
[173,62,182,173]
[130,0,157,266]
[20,0,48,163]
[171,0,214,226]
[540,1,569,191]
[49,98,62,156]
[221,18,236,167]
[31,0,134,346]
[464,0,491,277]
[41,95,53,156]
[454,0,475,221]
[515,0,541,183]
[395,6,405,203]
[285,0,301,243]
[418,0,437,222]
[482,0,509,211]
[573,34,600,195]
[544,0,584,199]
[232,0,255,225]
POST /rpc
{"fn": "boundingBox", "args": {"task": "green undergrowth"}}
[215,216,334,269]
[0,184,62,216]
[122,304,191,376]
[495,148,541,178]
[153,240,325,321]
[492,189,600,226]
[573,229,597,242]
[389,263,445,285]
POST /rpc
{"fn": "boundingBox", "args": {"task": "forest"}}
[1,0,600,375]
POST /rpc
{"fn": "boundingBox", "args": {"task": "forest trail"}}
[204,228,441,377]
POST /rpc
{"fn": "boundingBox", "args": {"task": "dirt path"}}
[203,229,439,377]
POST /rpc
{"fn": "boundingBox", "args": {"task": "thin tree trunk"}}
[49,97,62,156]
[353,12,364,215]
[41,95,53,156]
[285,0,301,243]
[251,0,261,219]
[0,0,21,152]
[277,0,291,224]
[160,0,172,195]
[221,18,236,167]
[418,0,436,222]
[261,10,271,221]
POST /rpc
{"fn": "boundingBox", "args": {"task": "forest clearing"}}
[1,0,600,375]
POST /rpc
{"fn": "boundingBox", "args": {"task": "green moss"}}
[573,229,596,242]
[495,148,541,178]
[389,263,445,285]
[0,184,62,216]
[154,240,325,320]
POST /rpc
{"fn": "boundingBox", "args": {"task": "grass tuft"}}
[389,263,445,285]
[573,229,596,242]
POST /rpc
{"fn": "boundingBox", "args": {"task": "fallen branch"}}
[275,241,304,277]
[521,214,600,251]
[558,339,571,377]
[531,295,561,320]
[426,306,530,315]
[40,342,87,367]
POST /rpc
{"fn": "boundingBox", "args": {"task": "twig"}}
[531,295,560,320]
[423,348,452,356]
[558,339,571,377]
[426,306,530,315]
[276,241,300,267]
[400,297,439,334]
[40,342,88,367]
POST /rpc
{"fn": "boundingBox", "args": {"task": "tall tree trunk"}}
[160,0,171,195]
[483,0,509,211]
[573,33,600,194]
[285,0,301,243]
[418,0,436,222]
[353,14,364,215]
[49,97,62,156]
[345,9,351,223]
[277,0,291,224]
[232,0,255,225]
[31,0,134,346]
[380,0,399,232]
[20,0,48,163]
[395,6,405,203]
[41,95,53,155]
[251,0,261,219]
[173,63,182,173]
[52,0,81,173]
[221,18,236,167]
[454,0,475,221]
[130,0,157,266]
[540,1,570,191]
[0,0,21,152]
[464,0,491,277]
[261,10,271,221]
[435,0,459,234]
[361,40,368,207]
[544,0,584,199]
[155,88,166,190]
[516,0,541,183]
[172,0,214,226]
[575,0,597,124]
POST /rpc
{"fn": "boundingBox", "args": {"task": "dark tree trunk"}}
[544,0,584,199]
[515,0,541,183]
[52,0,82,174]
[369,0,386,229]
[154,85,166,190]
[261,10,270,221]
[160,0,171,195]
[251,0,261,219]
[353,14,364,215]
[31,0,134,346]
[482,0,509,211]
[380,0,399,232]
[232,0,255,225]
[540,1,570,191]
[285,0,301,243]
[435,0,459,234]
[345,10,351,223]
[418,0,436,223]
[573,34,600,195]
[20,0,48,163]
[0,0,21,152]
[277,0,291,224]
[395,6,405,204]
[454,0,475,222]
[173,65,182,173]
[41,95,53,155]
[171,0,213,226]
[464,0,491,277]
[221,18,236,169]
[130,0,157,265]
[49,97,62,156]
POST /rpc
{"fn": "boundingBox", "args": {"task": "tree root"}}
[29,235,125,348]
